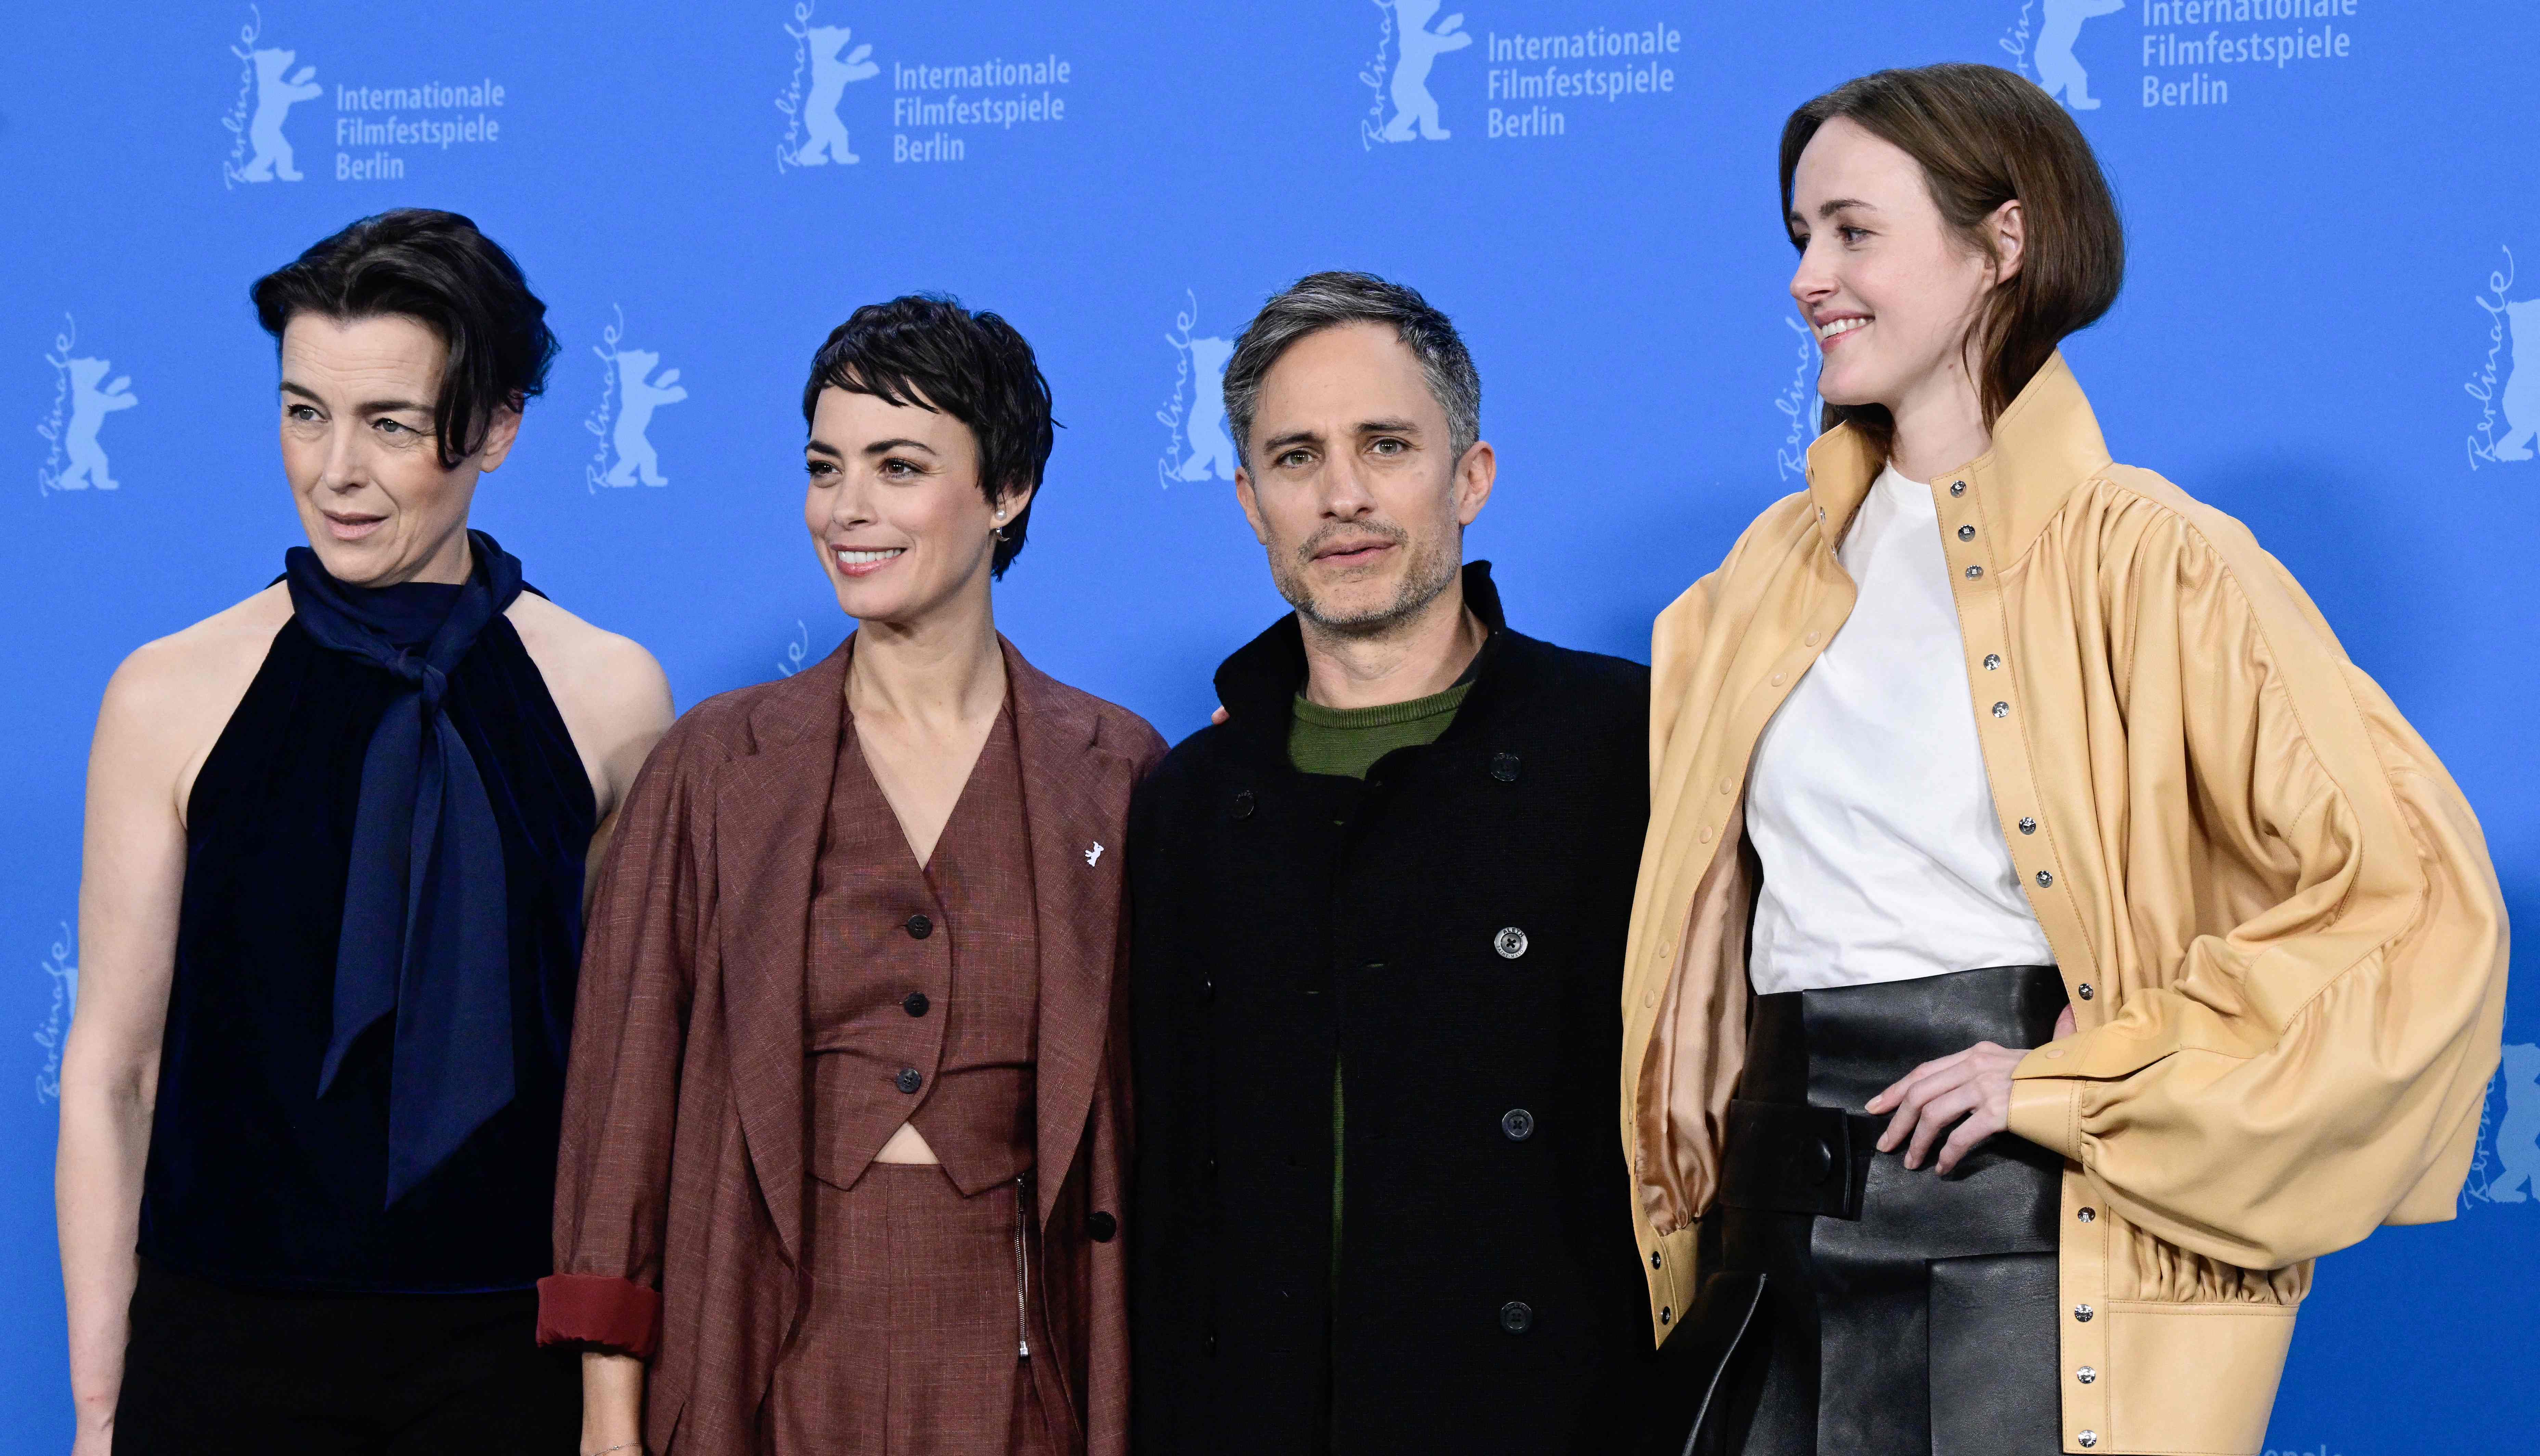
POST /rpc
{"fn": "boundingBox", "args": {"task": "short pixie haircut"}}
[252,208,559,470]
[1781,64,2124,454]
[802,295,1055,578]
[1221,271,1480,472]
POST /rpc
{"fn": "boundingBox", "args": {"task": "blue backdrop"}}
[8,2,2533,1451]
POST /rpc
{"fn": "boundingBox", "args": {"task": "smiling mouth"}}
[1815,316,1870,347]
[834,546,906,578]
[322,511,386,542]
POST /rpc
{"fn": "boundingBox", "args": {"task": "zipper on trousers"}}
[1014,1173,1032,1359]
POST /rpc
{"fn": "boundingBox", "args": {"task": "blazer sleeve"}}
[2007,495,2509,1270]
[538,719,718,1356]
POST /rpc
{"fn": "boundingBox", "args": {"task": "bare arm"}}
[580,1352,645,1454]
[57,652,194,1454]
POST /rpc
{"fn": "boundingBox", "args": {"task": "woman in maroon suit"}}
[539,296,1163,1456]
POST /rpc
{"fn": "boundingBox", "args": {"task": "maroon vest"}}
[806,706,1039,1196]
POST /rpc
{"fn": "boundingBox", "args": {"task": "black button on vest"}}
[1087,1210,1119,1243]
[895,1068,924,1094]
[904,913,933,939]
[902,991,930,1017]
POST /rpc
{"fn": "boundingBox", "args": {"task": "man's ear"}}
[1234,467,1271,547]
[1452,440,1496,527]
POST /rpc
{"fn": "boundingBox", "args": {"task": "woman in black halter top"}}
[56,210,672,1456]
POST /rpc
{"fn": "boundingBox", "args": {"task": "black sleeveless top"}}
[138,612,596,1293]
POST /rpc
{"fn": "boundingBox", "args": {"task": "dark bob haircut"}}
[252,208,560,471]
[802,295,1054,579]
[1780,64,2124,457]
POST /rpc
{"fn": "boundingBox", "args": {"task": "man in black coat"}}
[1128,272,1657,1454]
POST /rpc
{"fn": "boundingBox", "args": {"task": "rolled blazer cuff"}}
[535,1272,662,1358]
[2007,1071,2084,1162]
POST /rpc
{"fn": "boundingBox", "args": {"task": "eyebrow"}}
[861,437,937,457]
[278,380,431,413]
[1354,416,1422,437]
[1813,197,1877,220]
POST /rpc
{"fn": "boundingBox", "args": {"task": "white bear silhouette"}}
[1381,0,1470,142]
[1175,337,1237,482]
[604,350,686,488]
[56,358,138,492]
[2493,299,2538,462]
[2035,0,2123,111]
[239,48,320,182]
[2485,1043,2540,1202]
[795,26,879,167]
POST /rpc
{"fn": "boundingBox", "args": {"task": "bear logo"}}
[2492,299,2538,462]
[2034,0,2123,112]
[1379,0,1471,142]
[2479,1043,2540,1203]
[794,26,879,166]
[239,48,321,183]
[54,358,139,492]
[1174,336,1238,483]
[602,349,687,488]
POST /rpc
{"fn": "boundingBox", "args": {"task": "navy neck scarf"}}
[285,529,527,1206]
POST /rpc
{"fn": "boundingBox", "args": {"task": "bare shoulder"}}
[105,585,290,727]
[507,592,672,722]
[506,594,674,813]
[100,584,294,808]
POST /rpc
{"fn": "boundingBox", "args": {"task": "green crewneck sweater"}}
[1286,680,1472,780]
[1287,677,1474,1313]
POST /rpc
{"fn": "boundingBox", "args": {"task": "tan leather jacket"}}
[1621,354,2508,1455]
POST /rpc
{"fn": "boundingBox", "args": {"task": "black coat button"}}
[1231,790,1256,820]
[1491,752,1520,783]
[902,992,930,1017]
[1204,1332,1219,1356]
[1804,1138,1836,1183]
[1499,1301,1533,1334]
[904,913,933,940]
[1501,1108,1535,1141]
[1087,1211,1118,1243]
[894,1068,923,1094]
[1201,978,1215,1003]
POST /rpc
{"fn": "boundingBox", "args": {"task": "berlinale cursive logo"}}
[1155,291,1237,489]
[221,6,320,187]
[2466,246,2537,470]
[1359,0,1473,148]
[584,306,688,492]
[37,315,139,496]
[777,2,880,172]
[34,923,77,1104]
[1773,315,1823,483]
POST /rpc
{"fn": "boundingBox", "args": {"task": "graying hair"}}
[1222,271,1481,472]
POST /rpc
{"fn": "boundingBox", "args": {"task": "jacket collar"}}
[1803,351,2114,560]
[714,630,1130,1257]
[1211,560,1511,759]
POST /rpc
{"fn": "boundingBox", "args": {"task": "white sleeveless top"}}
[1744,463,2053,995]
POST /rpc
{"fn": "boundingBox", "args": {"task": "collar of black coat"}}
[1211,559,1510,758]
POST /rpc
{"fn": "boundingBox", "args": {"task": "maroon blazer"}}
[539,636,1165,1455]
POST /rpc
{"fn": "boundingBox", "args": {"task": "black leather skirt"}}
[1671,965,2071,1456]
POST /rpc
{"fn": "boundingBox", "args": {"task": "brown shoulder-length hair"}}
[1780,63,2123,454]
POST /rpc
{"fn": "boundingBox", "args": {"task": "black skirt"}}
[1675,965,2071,1456]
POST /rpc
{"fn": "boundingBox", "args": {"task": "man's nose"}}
[1320,452,1377,517]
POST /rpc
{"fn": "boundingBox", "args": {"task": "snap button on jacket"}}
[1622,355,2508,1456]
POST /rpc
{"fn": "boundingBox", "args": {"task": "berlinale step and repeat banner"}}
[8,1,2534,1449]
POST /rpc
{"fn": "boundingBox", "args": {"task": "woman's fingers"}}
[1900,1082,1984,1169]
[1866,1044,1975,1116]
[1931,1097,2010,1175]
[1869,1041,2019,1168]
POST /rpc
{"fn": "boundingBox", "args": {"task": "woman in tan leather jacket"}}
[1625,64,2506,1456]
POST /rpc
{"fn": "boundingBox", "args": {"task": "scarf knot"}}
[284,530,528,1207]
